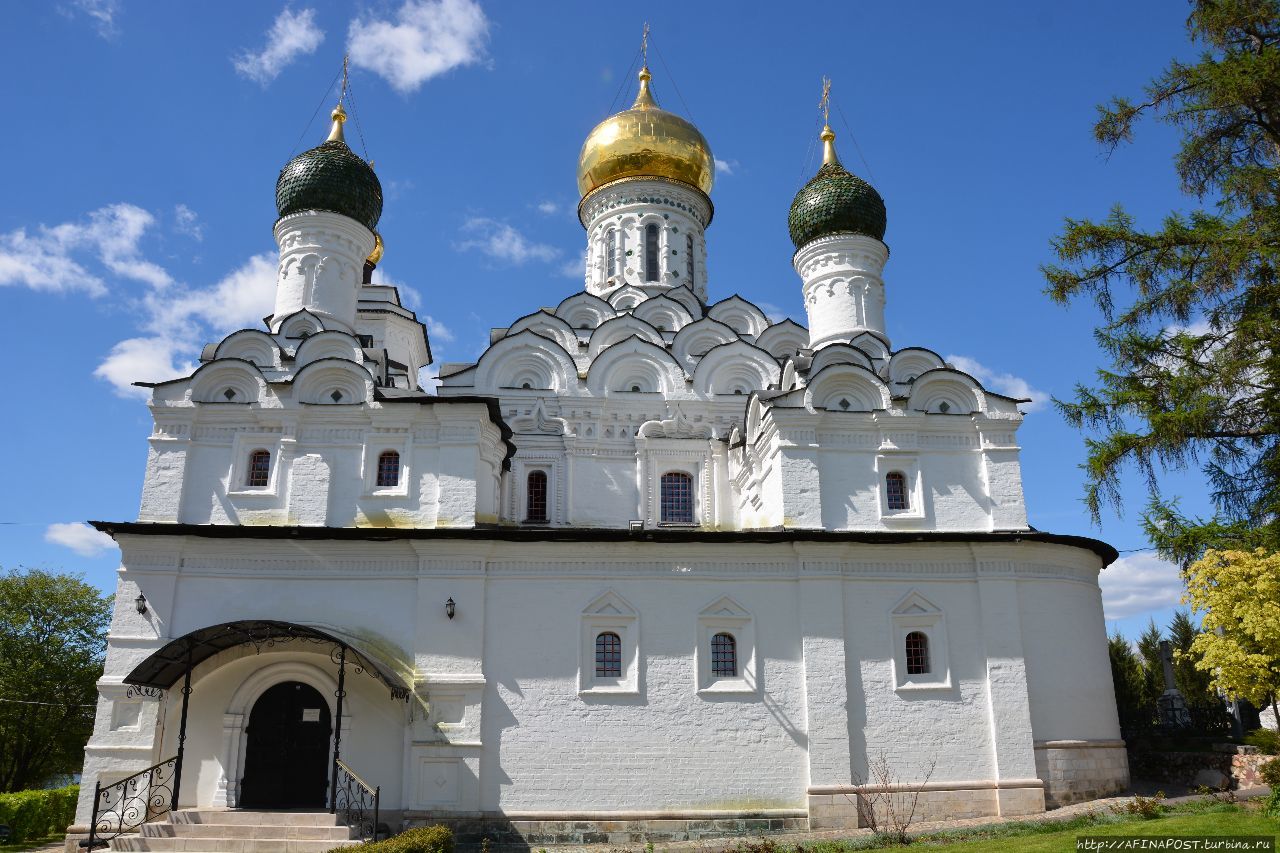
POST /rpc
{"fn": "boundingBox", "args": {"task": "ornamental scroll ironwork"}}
[125,685,163,700]
[213,622,410,701]
[333,759,381,842]
[82,757,177,850]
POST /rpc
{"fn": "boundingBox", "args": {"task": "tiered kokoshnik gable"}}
[438,72,1034,532]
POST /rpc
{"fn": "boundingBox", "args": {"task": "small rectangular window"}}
[711,632,736,677]
[526,470,548,522]
[376,451,400,488]
[246,450,271,488]
[595,631,622,677]
[885,471,909,511]
[660,471,694,523]
[906,631,930,675]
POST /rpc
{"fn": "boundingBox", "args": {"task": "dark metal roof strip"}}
[91,521,1117,565]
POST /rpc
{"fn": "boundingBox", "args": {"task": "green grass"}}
[772,802,1279,852]
[0,834,62,853]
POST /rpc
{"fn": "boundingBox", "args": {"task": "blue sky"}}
[0,0,1215,641]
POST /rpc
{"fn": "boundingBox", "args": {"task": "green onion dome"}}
[788,125,885,249]
[275,105,383,232]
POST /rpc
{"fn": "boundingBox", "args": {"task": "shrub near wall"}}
[332,826,453,853]
[0,786,79,842]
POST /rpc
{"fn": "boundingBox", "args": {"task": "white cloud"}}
[65,0,120,38]
[348,0,489,94]
[1099,552,1185,620]
[426,316,455,343]
[536,201,559,215]
[944,354,1048,412]
[174,204,203,241]
[145,253,276,335]
[93,254,276,398]
[94,336,197,399]
[395,283,422,309]
[714,158,737,176]
[45,522,117,557]
[418,366,442,392]
[756,301,788,323]
[367,269,453,344]
[456,217,560,265]
[559,257,584,279]
[234,7,325,86]
[0,204,170,296]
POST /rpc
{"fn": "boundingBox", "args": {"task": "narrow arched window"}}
[885,471,909,511]
[711,632,737,678]
[644,223,660,282]
[685,234,695,287]
[246,449,271,488]
[605,227,618,278]
[660,471,694,523]
[595,631,622,677]
[905,631,930,675]
[526,470,548,523]
[376,451,400,488]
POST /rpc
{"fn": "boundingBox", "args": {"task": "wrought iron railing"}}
[82,757,178,849]
[333,759,381,842]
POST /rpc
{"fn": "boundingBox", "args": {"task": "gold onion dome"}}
[577,66,714,198]
[367,232,384,265]
[276,104,384,232]
[788,125,886,249]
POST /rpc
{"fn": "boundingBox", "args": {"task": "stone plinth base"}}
[1034,740,1129,807]
[807,779,1045,829]
[403,811,807,848]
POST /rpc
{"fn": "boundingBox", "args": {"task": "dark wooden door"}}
[240,681,331,808]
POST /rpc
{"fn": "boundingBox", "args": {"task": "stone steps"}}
[141,825,352,840]
[106,810,360,853]
[167,812,342,827]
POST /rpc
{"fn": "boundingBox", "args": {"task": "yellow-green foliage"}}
[1244,728,1280,755]
[337,825,453,853]
[0,785,79,842]
[1183,548,1280,705]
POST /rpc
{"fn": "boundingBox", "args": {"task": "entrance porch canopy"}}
[123,619,412,700]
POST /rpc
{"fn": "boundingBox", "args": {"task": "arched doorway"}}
[240,681,331,808]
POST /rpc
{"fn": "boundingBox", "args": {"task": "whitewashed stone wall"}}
[77,535,1125,825]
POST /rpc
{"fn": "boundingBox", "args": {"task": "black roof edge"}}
[88,521,1117,565]
[371,392,516,467]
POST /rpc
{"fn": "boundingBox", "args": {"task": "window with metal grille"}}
[595,631,622,677]
[905,631,930,675]
[605,228,618,277]
[885,471,909,510]
[246,449,271,488]
[644,223,659,282]
[686,234,694,287]
[526,470,548,522]
[376,451,400,488]
[659,471,694,523]
[711,632,736,677]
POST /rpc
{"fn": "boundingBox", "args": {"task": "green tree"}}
[0,568,111,792]
[1043,0,1280,564]
[1109,631,1151,732]
[1184,547,1280,713]
[1168,609,1218,703]
[1137,618,1168,707]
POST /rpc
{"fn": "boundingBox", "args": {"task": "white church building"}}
[77,63,1128,846]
